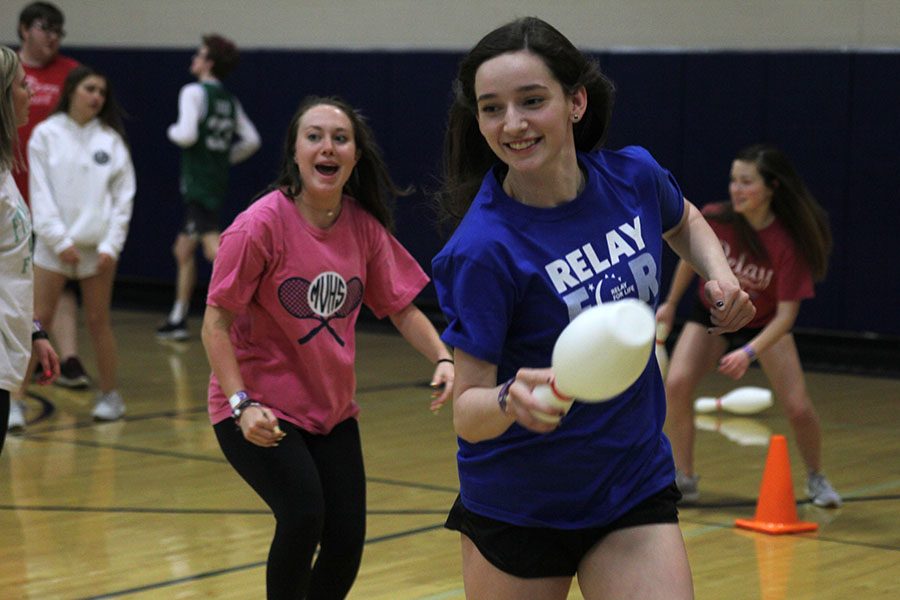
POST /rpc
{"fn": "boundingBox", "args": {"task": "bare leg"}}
[577,524,693,600]
[459,535,572,600]
[664,322,726,475]
[50,288,79,359]
[758,334,822,472]
[173,233,199,313]
[80,267,117,393]
[200,231,220,264]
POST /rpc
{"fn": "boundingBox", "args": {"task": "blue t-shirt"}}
[432,146,684,529]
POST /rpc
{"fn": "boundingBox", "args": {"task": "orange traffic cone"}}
[735,434,818,534]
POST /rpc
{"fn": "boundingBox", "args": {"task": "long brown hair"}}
[53,65,128,141]
[436,17,616,230]
[260,95,410,231]
[709,144,832,281]
[0,46,22,172]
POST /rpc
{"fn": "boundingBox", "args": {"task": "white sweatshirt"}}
[0,171,33,391]
[29,113,136,259]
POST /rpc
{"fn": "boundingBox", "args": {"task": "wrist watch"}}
[229,390,256,420]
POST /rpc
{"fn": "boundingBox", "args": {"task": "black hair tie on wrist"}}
[436,358,454,365]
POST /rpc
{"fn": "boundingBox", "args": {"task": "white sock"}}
[169,301,188,324]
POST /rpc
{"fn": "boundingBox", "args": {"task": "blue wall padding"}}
[63,48,900,335]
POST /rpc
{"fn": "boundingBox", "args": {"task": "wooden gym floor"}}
[1,308,898,599]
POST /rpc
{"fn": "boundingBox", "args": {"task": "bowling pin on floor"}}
[694,386,773,415]
[655,321,670,378]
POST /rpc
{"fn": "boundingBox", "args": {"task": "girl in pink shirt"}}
[202,96,454,598]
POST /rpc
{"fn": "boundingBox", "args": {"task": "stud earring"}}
[573,114,580,122]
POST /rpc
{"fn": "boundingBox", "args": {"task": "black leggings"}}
[1,389,9,457]
[214,417,366,600]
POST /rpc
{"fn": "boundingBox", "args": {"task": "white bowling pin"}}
[655,321,670,378]
[693,386,773,415]
[547,299,655,402]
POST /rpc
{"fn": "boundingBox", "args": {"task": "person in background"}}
[156,33,260,341]
[14,2,90,409]
[202,96,453,598]
[432,17,754,600]
[29,65,135,421]
[1,45,59,453]
[656,143,842,508]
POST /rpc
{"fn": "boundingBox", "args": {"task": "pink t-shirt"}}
[698,203,814,328]
[207,190,429,433]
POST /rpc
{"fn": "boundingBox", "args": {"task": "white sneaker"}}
[92,390,126,421]
[675,469,700,503]
[7,400,26,431]
[807,472,843,508]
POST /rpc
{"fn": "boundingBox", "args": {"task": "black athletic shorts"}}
[444,482,681,578]
[181,203,220,237]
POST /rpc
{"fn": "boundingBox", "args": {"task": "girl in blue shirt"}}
[432,17,755,599]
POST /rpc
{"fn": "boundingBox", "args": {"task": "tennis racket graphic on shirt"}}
[278,274,364,346]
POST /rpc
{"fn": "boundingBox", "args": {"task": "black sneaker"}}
[55,356,92,389]
[156,319,189,341]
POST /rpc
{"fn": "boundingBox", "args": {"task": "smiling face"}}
[68,75,107,124]
[729,159,774,221]
[293,104,359,203]
[473,50,584,177]
[12,64,31,126]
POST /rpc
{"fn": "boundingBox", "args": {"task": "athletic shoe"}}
[92,390,126,421]
[156,319,189,341]
[807,472,843,508]
[7,400,26,432]
[55,356,92,389]
[675,469,700,503]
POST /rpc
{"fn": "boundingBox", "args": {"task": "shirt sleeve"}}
[651,157,685,232]
[207,221,271,315]
[432,250,516,365]
[97,136,136,259]
[167,84,203,148]
[229,100,261,165]
[28,125,73,253]
[361,223,429,319]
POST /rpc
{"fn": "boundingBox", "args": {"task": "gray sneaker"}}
[675,469,700,503]
[7,400,26,431]
[807,472,842,508]
[92,390,126,421]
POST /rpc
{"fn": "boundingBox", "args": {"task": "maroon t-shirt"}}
[697,203,813,328]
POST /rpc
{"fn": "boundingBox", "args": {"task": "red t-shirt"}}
[697,203,813,328]
[14,54,79,203]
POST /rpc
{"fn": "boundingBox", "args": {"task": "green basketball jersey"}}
[180,83,237,210]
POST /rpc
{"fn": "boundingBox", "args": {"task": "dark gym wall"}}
[65,48,900,336]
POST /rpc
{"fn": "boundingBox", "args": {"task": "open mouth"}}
[315,164,339,175]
